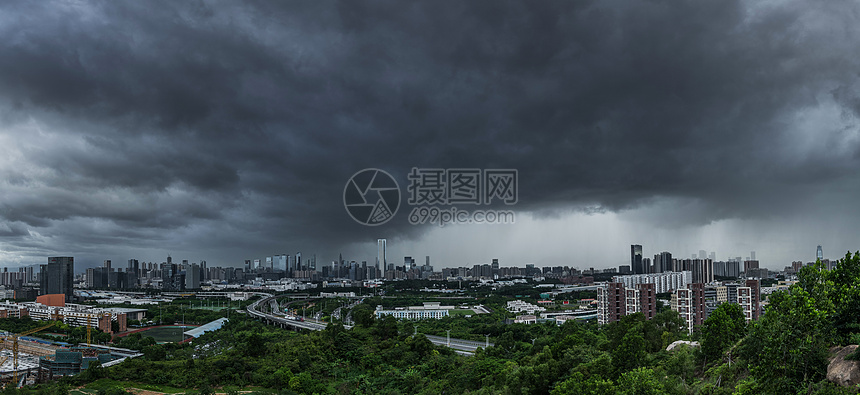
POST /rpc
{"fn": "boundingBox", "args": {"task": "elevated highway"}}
[246,294,492,355]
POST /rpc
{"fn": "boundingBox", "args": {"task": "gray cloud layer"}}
[0,0,859,268]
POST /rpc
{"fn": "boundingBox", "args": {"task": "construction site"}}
[0,310,135,387]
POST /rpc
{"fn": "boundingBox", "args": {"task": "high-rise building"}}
[597,282,657,325]
[377,239,387,270]
[41,257,74,301]
[103,260,111,271]
[743,260,759,275]
[750,251,756,260]
[631,245,644,274]
[726,260,740,278]
[186,264,201,289]
[691,259,714,283]
[817,245,823,261]
[654,252,672,274]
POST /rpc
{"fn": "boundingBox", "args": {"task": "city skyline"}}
[1,2,860,270]
[2,241,839,274]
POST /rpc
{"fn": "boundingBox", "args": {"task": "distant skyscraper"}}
[744,260,759,275]
[103,260,111,271]
[654,252,672,273]
[750,251,756,260]
[708,252,715,261]
[699,250,707,263]
[631,245,644,274]
[816,245,823,261]
[42,257,74,301]
[377,239,387,270]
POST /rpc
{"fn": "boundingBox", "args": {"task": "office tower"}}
[708,252,715,261]
[167,255,172,265]
[699,250,707,263]
[377,239,387,270]
[296,252,302,270]
[491,258,499,277]
[103,260,111,271]
[265,256,273,271]
[277,255,287,271]
[253,259,261,269]
[631,245,644,274]
[244,260,252,271]
[750,251,756,260]
[817,245,823,261]
[42,257,74,301]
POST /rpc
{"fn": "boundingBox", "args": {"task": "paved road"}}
[247,295,491,355]
[424,334,494,354]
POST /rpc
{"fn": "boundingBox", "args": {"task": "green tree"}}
[700,302,746,364]
[612,323,646,375]
[616,367,664,395]
[740,287,832,393]
[551,372,615,395]
[351,304,375,327]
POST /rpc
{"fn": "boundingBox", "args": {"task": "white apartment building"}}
[612,271,693,294]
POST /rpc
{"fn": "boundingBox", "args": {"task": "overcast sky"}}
[1,0,859,272]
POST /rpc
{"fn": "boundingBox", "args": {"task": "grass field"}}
[448,309,476,316]
[137,326,191,343]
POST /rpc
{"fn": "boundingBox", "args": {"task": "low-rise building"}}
[506,300,546,314]
[375,302,452,320]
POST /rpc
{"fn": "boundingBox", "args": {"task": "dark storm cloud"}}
[0,0,858,266]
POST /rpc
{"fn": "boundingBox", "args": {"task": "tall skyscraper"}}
[631,245,644,274]
[41,257,74,301]
[377,239,387,270]
[750,251,756,260]
[816,245,823,261]
[103,260,111,271]
[654,252,672,273]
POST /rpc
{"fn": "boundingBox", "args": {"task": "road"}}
[246,294,491,355]
[424,334,494,354]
